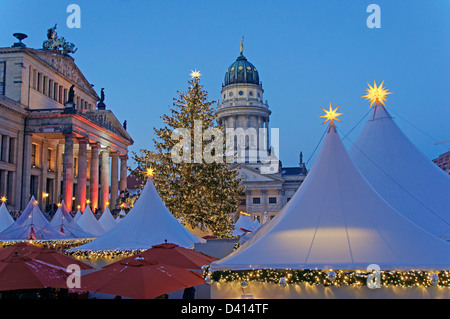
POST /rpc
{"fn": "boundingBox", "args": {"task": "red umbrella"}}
[0,242,92,270]
[82,258,204,299]
[0,254,69,291]
[109,243,218,270]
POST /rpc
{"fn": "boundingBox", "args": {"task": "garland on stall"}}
[66,249,145,259]
[202,267,450,288]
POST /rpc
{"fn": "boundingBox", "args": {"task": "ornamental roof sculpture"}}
[42,24,77,54]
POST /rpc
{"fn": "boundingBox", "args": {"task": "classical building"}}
[0,30,133,213]
[433,151,450,175]
[216,44,307,223]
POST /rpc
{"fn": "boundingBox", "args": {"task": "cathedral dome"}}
[224,54,260,87]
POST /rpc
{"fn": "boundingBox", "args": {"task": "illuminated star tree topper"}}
[362,80,392,108]
[189,69,201,80]
[319,103,344,125]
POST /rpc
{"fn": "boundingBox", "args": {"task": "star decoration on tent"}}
[362,81,392,108]
[0,196,6,203]
[146,167,155,178]
[189,69,201,79]
[319,103,343,125]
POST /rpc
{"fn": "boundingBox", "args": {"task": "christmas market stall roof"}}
[98,206,117,232]
[50,205,94,238]
[348,103,450,240]
[210,116,450,272]
[72,177,203,252]
[232,213,261,236]
[75,205,106,237]
[0,202,14,232]
[0,197,69,240]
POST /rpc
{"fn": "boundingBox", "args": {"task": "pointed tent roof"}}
[232,213,260,236]
[98,206,117,232]
[50,206,93,238]
[349,104,450,240]
[116,209,126,223]
[0,197,68,240]
[0,203,14,232]
[211,123,450,271]
[75,205,106,237]
[73,178,202,251]
[73,209,82,223]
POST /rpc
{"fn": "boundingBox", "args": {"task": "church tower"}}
[216,40,271,168]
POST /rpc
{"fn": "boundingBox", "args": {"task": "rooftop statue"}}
[43,24,78,54]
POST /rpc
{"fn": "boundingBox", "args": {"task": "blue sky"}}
[1,0,449,167]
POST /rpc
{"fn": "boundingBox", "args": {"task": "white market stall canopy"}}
[349,104,450,240]
[72,177,203,252]
[211,122,450,272]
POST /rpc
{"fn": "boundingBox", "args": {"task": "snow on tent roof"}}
[50,206,94,238]
[72,178,202,251]
[0,197,68,240]
[98,206,117,232]
[75,205,106,237]
[348,104,450,240]
[0,203,14,232]
[211,122,450,272]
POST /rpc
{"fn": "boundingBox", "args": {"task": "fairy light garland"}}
[202,267,450,288]
[0,239,93,251]
[67,249,146,259]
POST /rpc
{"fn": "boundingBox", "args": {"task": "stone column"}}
[21,132,33,209]
[76,139,88,211]
[55,143,63,203]
[245,190,251,215]
[119,154,128,196]
[100,147,110,211]
[261,189,268,214]
[63,134,75,211]
[14,131,24,210]
[89,143,99,211]
[1,136,10,162]
[40,141,48,212]
[0,170,7,197]
[110,151,119,209]
[265,118,269,152]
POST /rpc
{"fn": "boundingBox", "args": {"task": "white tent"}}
[0,197,68,240]
[116,209,126,223]
[98,206,117,232]
[50,206,93,238]
[0,203,14,232]
[349,104,450,240]
[75,205,106,237]
[211,123,450,272]
[232,213,261,236]
[73,177,203,251]
[73,209,82,223]
[232,213,258,236]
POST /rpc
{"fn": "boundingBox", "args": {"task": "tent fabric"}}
[232,214,260,236]
[210,123,450,272]
[75,205,106,237]
[98,206,117,232]
[73,178,203,251]
[73,209,82,223]
[50,206,94,238]
[349,104,450,240]
[0,203,14,232]
[0,198,68,240]
[116,209,126,223]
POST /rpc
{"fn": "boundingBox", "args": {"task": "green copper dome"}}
[224,54,260,87]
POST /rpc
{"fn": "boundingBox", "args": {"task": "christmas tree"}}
[130,73,243,237]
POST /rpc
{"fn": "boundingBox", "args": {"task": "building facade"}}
[216,45,307,223]
[433,151,450,175]
[0,31,133,213]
